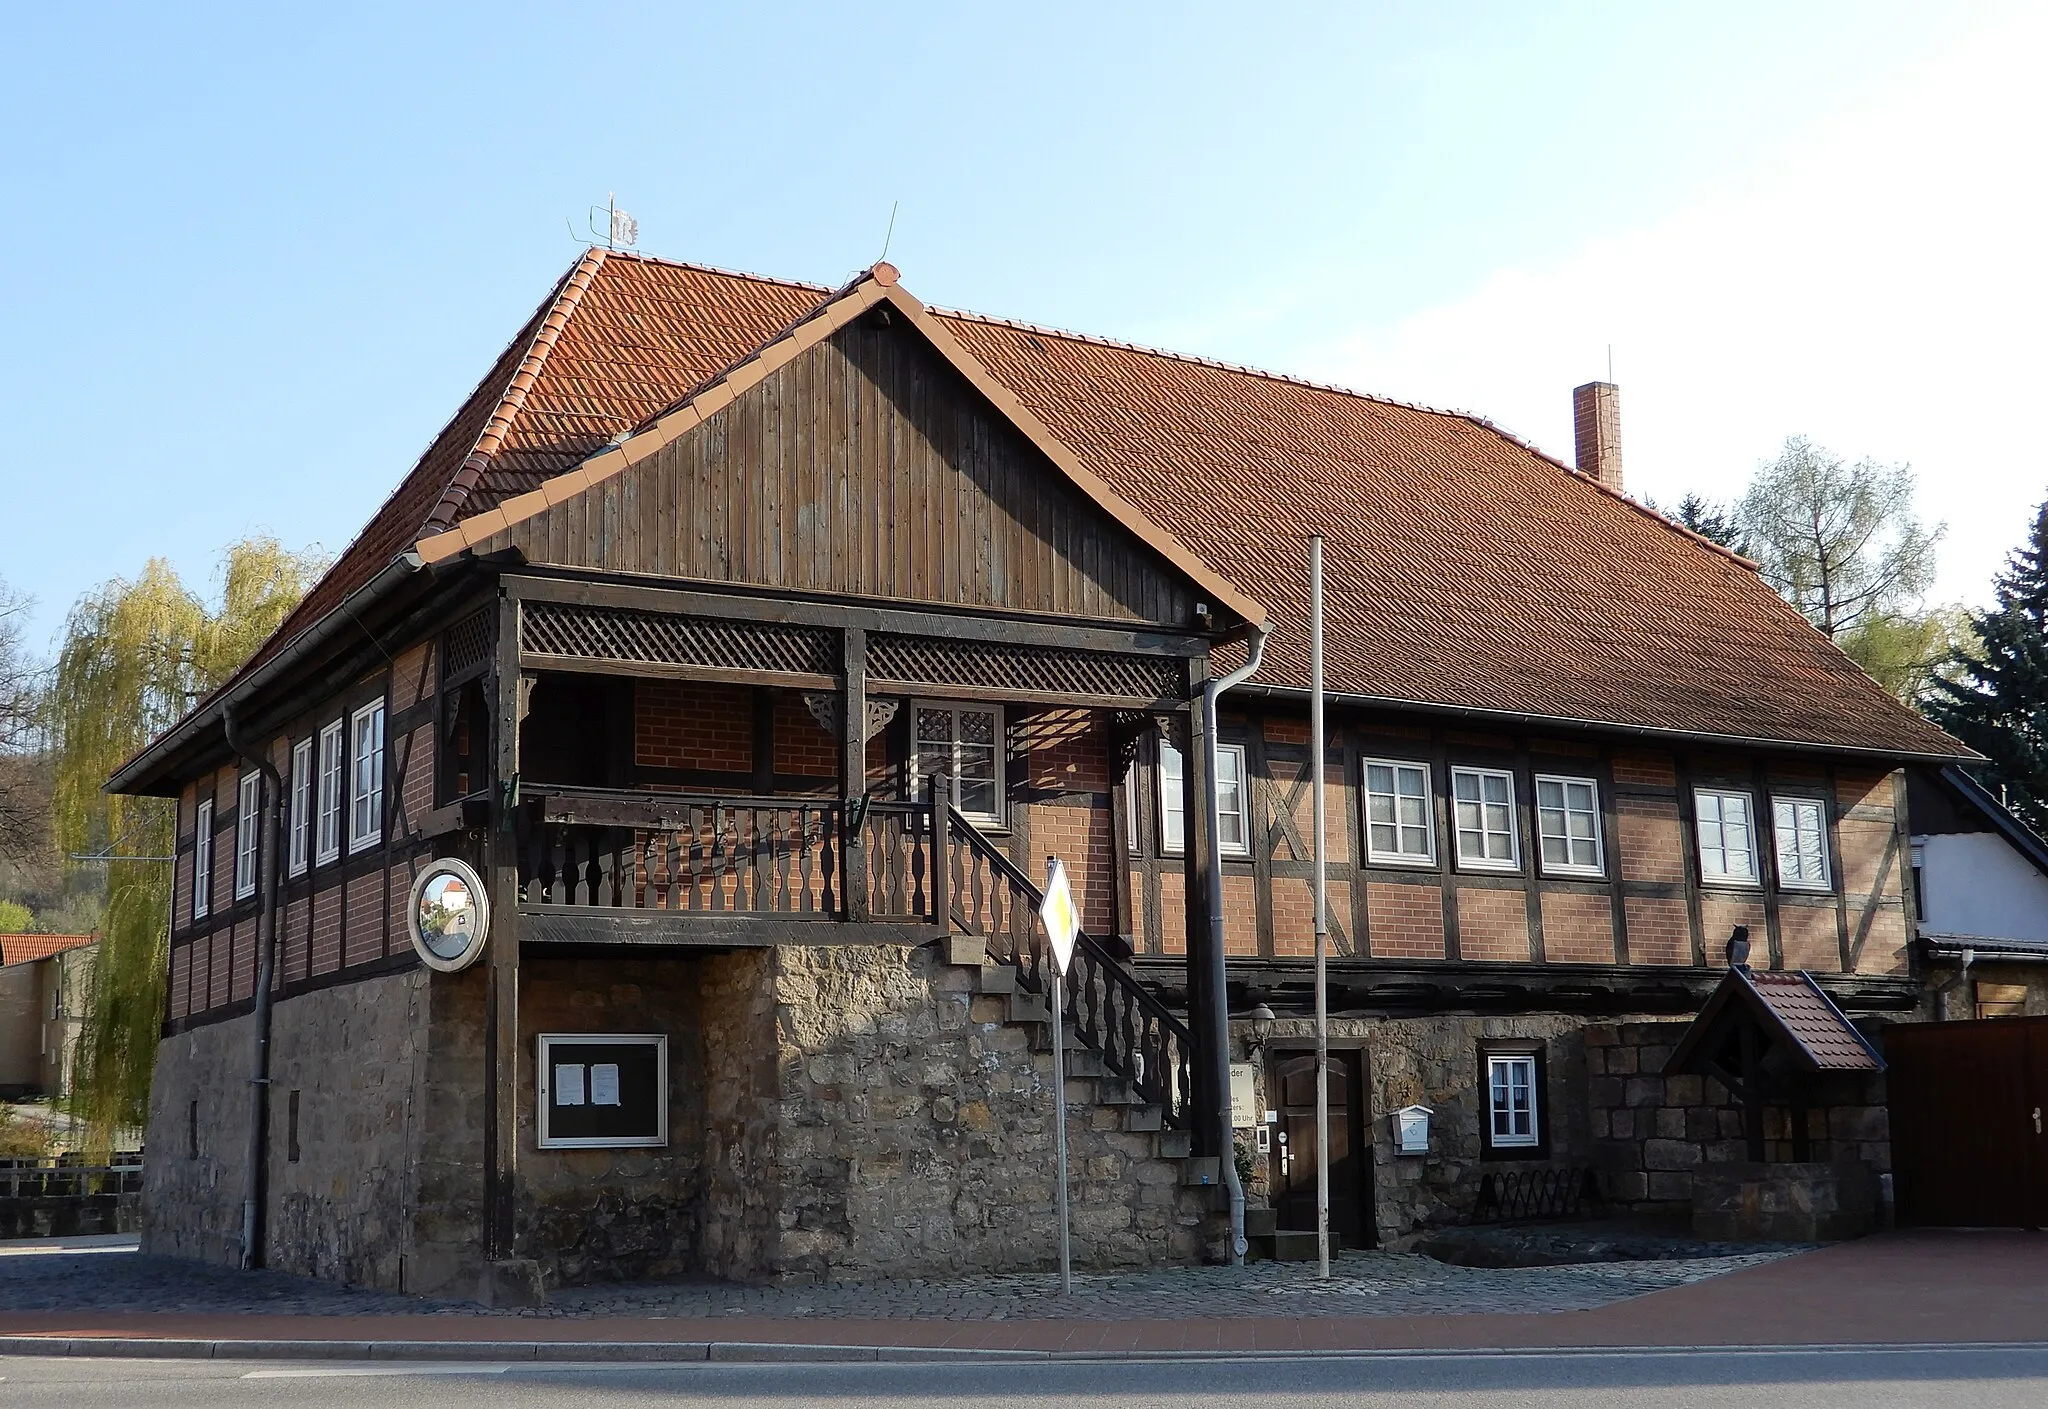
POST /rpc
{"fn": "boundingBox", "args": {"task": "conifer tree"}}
[1927,501,2048,832]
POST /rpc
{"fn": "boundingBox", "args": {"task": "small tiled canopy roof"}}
[1667,967,1886,1077]
[202,250,1967,761]
[0,933,96,967]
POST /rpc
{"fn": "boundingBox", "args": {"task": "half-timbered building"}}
[109,251,1968,1295]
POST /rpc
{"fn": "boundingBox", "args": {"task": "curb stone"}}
[4,1337,2048,1364]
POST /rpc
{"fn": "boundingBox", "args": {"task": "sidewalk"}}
[1,1232,2043,1360]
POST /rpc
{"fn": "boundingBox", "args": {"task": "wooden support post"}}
[842,627,869,922]
[1182,656,1223,1159]
[1739,1022,1766,1162]
[930,772,950,932]
[483,591,524,1264]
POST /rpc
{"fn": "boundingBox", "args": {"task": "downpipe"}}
[1203,624,1269,1266]
[223,703,283,1271]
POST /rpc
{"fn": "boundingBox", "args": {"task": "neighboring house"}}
[1908,766,2048,1020]
[105,252,1967,1296]
[0,934,97,1099]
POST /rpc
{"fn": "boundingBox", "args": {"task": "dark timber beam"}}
[843,627,870,923]
[502,572,1213,659]
[1182,655,1224,1160]
[483,591,523,1264]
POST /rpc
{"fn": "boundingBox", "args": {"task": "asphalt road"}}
[3,1348,2048,1407]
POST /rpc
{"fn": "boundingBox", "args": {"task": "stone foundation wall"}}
[143,968,426,1282]
[515,955,709,1287]
[407,964,486,1295]
[1237,1013,1633,1246]
[142,1010,253,1267]
[1585,1020,1891,1214]
[759,944,1215,1282]
[265,969,428,1289]
[699,948,777,1280]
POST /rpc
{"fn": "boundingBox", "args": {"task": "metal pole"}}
[1311,534,1330,1281]
[1051,964,1073,1295]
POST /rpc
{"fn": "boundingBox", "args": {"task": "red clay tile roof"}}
[935,313,1964,757]
[222,250,1966,761]
[0,934,96,967]
[1745,970,1885,1072]
[243,252,833,676]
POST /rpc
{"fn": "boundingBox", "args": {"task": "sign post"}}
[1311,533,1331,1281]
[1040,856,1081,1296]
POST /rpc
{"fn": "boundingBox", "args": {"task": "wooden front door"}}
[1268,1049,1373,1247]
[1888,1016,2048,1229]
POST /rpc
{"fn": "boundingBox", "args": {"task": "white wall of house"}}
[1915,831,2048,943]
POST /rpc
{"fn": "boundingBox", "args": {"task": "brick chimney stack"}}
[1573,381,1623,493]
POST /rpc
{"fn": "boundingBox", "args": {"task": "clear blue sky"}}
[4,1,2037,650]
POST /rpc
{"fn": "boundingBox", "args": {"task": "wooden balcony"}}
[513,785,944,946]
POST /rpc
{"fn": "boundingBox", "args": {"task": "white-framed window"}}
[315,720,344,864]
[1773,795,1832,891]
[233,772,261,901]
[1158,739,1251,858]
[349,701,386,852]
[1364,759,1435,865]
[1450,766,1518,871]
[912,702,1004,827]
[1535,774,1604,876]
[1695,787,1760,885]
[1485,1052,1541,1150]
[288,738,313,877]
[191,799,214,921]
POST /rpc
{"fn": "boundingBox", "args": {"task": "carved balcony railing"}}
[518,786,844,918]
[862,800,938,923]
[938,799,1195,1131]
[516,786,950,927]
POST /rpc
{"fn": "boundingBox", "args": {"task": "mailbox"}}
[1394,1103,1432,1154]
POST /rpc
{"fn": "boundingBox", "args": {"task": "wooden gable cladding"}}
[472,321,1199,627]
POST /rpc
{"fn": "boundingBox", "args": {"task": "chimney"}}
[1572,381,1623,493]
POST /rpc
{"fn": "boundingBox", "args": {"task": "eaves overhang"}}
[104,551,434,798]
[1232,681,1981,766]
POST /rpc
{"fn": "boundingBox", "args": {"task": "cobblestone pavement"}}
[0,1244,1800,1322]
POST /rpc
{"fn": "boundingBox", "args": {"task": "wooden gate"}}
[1887,1016,2048,1229]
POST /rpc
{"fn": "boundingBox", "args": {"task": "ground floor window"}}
[1482,1046,1545,1155]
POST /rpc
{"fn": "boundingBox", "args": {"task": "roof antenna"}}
[581,193,638,251]
[1606,344,1614,383]
[877,200,899,266]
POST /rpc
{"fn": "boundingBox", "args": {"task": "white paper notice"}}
[554,1063,586,1106]
[590,1063,621,1106]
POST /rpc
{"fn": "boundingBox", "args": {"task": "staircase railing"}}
[939,799,1194,1130]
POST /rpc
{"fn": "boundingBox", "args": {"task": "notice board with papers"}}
[536,1033,667,1148]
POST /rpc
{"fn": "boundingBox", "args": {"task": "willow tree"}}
[50,538,327,1146]
[0,575,41,863]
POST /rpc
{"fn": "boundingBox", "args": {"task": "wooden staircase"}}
[932,802,1229,1218]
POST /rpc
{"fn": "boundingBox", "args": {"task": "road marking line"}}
[243,1365,514,1378]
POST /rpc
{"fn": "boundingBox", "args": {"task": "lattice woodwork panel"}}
[868,633,1183,703]
[441,609,493,683]
[521,602,836,677]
